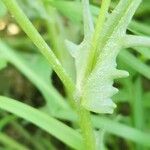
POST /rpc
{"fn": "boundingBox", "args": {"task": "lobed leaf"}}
[66,0,142,114]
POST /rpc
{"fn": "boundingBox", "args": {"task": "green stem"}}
[2,0,75,101]
[80,1,111,149]
[0,96,84,150]
[84,0,111,77]
[78,1,111,148]
[78,105,96,150]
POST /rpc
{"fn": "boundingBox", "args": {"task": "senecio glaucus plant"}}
[66,0,141,114]
[1,0,150,149]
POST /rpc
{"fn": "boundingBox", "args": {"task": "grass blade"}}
[123,35,150,48]
[0,96,83,150]
[119,50,150,79]
[92,116,150,147]
[53,109,150,147]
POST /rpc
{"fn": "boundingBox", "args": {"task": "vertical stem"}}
[78,105,96,150]
[79,1,111,148]
[84,0,111,77]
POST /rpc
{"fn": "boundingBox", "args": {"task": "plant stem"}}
[2,0,75,104]
[79,1,111,149]
[78,104,96,150]
[84,0,111,77]
[79,1,111,148]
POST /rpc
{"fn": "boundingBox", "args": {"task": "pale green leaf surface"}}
[65,0,143,114]
[65,0,144,114]
[82,0,141,113]
[66,0,93,95]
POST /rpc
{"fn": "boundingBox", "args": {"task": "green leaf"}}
[0,96,84,150]
[65,0,94,96]
[119,49,150,79]
[0,133,28,150]
[66,0,143,114]
[64,0,143,114]
[53,109,150,147]
[82,0,142,113]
